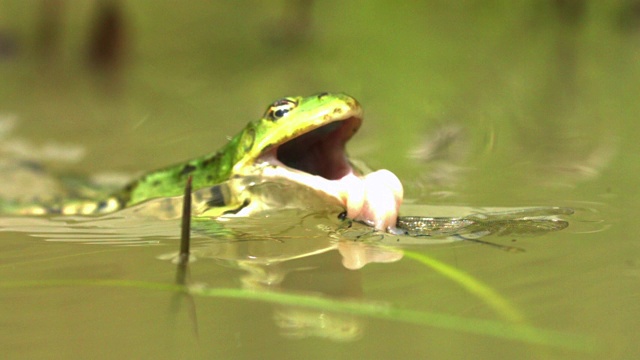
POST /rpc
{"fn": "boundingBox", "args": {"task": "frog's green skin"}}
[15,93,363,216]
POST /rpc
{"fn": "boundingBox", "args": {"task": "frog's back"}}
[0,151,234,216]
[0,196,122,215]
[0,159,127,216]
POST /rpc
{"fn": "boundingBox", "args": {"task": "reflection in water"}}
[273,307,361,341]
[516,2,618,186]
[0,189,576,341]
[408,124,469,199]
[223,257,366,342]
[399,207,571,237]
[0,114,85,164]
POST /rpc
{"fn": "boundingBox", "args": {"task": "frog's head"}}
[232,92,363,181]
[228,92,402,232]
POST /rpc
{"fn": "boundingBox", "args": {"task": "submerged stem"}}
[178,175,192,267]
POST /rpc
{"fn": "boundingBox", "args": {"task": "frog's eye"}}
[264,98,298,121]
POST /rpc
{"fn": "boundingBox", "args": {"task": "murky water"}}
[1,1,639,359]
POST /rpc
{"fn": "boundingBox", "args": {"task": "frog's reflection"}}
[226,250,372,341]
[179,213,403,341]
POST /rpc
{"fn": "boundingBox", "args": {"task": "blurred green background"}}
[2,0,636,190]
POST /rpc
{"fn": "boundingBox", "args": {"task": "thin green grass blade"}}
[402,249,524,323]
[0,279,599,353]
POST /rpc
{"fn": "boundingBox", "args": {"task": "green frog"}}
[12,93,404,232]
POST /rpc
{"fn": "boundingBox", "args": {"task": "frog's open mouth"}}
[261,116,362,180]
[253,103,402,232]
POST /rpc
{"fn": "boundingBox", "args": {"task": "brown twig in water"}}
[170,176,199,338]
[178,175,192,267]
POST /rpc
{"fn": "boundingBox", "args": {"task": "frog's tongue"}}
[261,163,403,232]
[335,169,403,231]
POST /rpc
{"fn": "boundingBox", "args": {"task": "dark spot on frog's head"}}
[242,127,255,151]
[332,107,343,115]
[180,164,197,176]
[317,92,329,99]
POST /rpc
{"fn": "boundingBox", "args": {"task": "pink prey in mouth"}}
[255,107,403,232]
